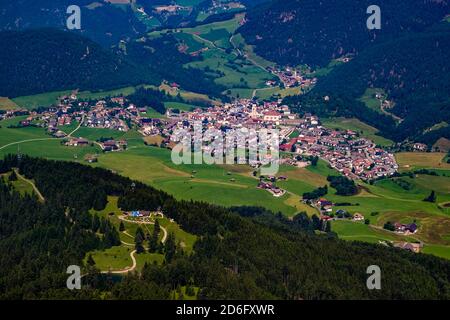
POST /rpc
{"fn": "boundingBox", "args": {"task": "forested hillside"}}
[1,155,450,299]
[124,34,228,98]
[314,24,450,142]
[0,29,157,98]
[239,0,450,144]
[239,0,449,67]
[0,0,146,46]
[0,28,227,100]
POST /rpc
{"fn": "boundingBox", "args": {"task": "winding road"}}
[0,116,84,152]
[102,217,169,274]
[118,215,168,244]
[101,250,137,275]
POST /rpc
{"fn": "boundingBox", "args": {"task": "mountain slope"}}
[0,29,157,98]
[0,0,146,46]
[313,24,450,142]
[240,0,450,144]
[239,0,449,67]
[1,155,450,299]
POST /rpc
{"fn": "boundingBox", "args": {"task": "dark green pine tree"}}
[103,221,121,247]
[99,217,107,234]
[311,214,321,230]
[8,170,18,181]
[424,190,437,203]
[149,219,161,253]
[135,227,145,254]
[112,227,121,246]
[325,221,332,233]
[92,214,100,233]
[92,189,108,211]
[164,232,177,263]
[119,221,125,232]
[86,254,96,267]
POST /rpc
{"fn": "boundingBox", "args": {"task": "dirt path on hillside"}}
[67,115,85,137]
[14,168,45,202]
[379,101,402,122]
[101,250,137,274]
[118,215,168,243]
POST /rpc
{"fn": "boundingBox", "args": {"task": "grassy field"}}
[12,90,72,109]
[174,32,206,53]
[10,85,168,110]
[253,87,303,100]
[227,88,254,99]
[88,246,135,271]
[0,116,50,147]
[164,101,197,111]
[77,87,138,100]
[0,138,101,162]
[230,33,275,69]
[0,117,146,161]
[422,244,450,260]
[273,158,450,259]
[331,220,408,243]
[187,48,275,90]
[358,88,384,113]
[181,14,243,49]
[143,108,167,119]
[313,59,344,78]
[2,171,36,196]
[11,87,138,110]
[94,146,297,215]
[395,152,450,171]
[159,83,219,106]
[321,117,394,147]
[375,211,450,245]
[0,97,20,110]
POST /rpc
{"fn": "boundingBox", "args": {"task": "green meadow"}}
[423,244,450,260]
[181,15,243,49]
[187,48,275,90]
[1,171,35,196]
[94,146,297,215]
[173,32,205,53]
[12,90,72,109]
[230,33,275,69]
[11,87,138,110]
[253,87,303,100]
[395,152,450,172]
[358,88,385,113]
[164,101,197,111]
[0,116,50,147]
[9,85,169,110]
[331,220,408,244]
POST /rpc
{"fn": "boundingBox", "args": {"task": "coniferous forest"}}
[1,155,450,300]
[241,0,450,144]
[0,29,156,98]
